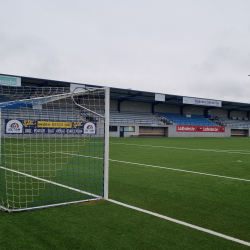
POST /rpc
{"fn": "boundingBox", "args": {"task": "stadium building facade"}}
[1,73,250,138]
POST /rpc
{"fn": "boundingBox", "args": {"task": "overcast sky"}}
[0,0,250,102]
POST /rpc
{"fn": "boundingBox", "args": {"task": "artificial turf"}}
[1,137,250,249]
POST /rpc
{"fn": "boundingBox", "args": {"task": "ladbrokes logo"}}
[84,122,96,134]
[177,125,225,133]
[6,120,23,133]
[177,126,195,131]
[203,127,218,132]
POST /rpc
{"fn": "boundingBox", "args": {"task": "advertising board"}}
[176,125,225,133]
[5,120,96,135]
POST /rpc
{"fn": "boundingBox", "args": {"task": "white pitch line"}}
[58,152,250,182]
[0,166,100,199]
[109,158,250,182]
[2,160,250,246]
[110,142,250,155]
[109,199,250,247]
[4,151,249,182]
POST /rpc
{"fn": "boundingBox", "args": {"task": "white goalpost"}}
[0,85,110,212]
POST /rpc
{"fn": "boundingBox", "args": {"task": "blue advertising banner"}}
[5,119,96,135]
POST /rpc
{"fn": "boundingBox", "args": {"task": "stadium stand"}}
[110,110,161,125]
[216,117,250,128]
[1,106,82,121]
[156,112,217,126]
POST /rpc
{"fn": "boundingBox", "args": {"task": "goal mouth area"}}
[0,85,109,212]
[0,144,105,212]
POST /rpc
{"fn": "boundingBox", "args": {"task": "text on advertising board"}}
[176,125,225,133]
[5,120,96,135]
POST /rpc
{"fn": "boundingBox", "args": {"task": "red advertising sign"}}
[176,125,225,133]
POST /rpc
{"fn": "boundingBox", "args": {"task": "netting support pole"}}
[104,87,110,200]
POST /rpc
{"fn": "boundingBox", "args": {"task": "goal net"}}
[0,85,110,212]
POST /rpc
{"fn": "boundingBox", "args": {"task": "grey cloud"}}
[0,0,250,103]
[0,33,61,79]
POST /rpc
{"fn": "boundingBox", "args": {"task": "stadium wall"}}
[109,124,233,138]
[120,101,151,112]
[154,104,181,113]
[209,109,228,118]
[167,125,231,138]
[182,106,204,115]
[230,110,247,118]
[110,99,118,110]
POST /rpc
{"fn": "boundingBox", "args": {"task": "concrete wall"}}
[183,106,204,115]
[230,110,247,118]
[168,125,231,137]
[121,101,151,112]
[110,99,118,111]
[154,104,181,113]
[109,123,250,138]
[209,109,228,118]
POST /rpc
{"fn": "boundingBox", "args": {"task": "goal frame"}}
[0,86,110,212]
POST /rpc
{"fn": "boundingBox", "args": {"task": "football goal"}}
[0,85,110,212]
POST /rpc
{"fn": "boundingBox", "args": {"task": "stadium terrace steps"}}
[2,109,160,125]
[1,107,82,121]
[218,117,250,128]
[156,112,217,126]
[110,110,160,125]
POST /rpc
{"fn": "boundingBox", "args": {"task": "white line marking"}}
[0,166,100,198]
[59,152,250,182]
[109,199,250,247]
[2,161,250,246]
[110,142,250,155]
[4,151,249,182]
[0,198,99,213]
[109,158,250,182]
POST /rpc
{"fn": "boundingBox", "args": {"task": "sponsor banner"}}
[37,121,72,128]
[183,97,221,107]
[6,120,23,133]
[176,125,225,133]
[84,122,96,134]
[5,120,96,135]
[0,75,21,87]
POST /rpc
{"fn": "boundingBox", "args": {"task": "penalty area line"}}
[108,199,250,247]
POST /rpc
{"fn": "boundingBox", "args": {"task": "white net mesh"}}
[0,85,108,212]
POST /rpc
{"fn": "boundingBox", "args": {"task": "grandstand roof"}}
[1,73,250,112]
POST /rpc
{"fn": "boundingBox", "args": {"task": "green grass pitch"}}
[1,137,250,249]
[0,137,105,210]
